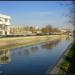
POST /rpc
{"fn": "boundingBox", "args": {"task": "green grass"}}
[59,60,70,72]
[58,42,75,74]
[66,50,73,59]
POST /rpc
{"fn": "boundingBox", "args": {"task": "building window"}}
[0,25,3,29]
[5,18,8,22]
[0,18,3,22]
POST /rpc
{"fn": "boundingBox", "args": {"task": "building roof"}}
[0,14,11,19]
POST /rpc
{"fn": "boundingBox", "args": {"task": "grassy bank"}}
[57,41,75,74]
[0,35,60,49]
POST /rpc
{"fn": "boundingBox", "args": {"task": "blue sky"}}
[0,1,73,29]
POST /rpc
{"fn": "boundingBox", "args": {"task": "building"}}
[10,25,28,35]
[10,25,35,36]
[0,14,11,35]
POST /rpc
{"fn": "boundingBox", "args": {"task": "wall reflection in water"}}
[0,49,11,64]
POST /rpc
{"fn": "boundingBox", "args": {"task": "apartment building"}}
[0,14,11,35]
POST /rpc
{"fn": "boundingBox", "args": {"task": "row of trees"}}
[10,24,71,35]
[41,25,61,34]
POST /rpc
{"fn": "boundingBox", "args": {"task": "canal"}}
[0,35,73,75]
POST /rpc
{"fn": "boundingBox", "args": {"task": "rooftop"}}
[0,14,11,19]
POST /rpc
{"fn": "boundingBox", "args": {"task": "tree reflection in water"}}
[18,51,22,55]
[30,46,39,53]
[0,49,11,64]
[41,35,72,50]
[17,46,39,56]
[24,49,30,55]
[41,39,61,50]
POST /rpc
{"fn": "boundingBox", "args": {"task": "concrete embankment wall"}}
[0,35,60,49]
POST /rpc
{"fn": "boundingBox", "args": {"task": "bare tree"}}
[72,1,75,40]
[61,1,75,39]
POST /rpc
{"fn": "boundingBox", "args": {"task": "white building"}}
[0,14,11,35]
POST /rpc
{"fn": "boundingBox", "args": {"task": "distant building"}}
[61,29,67,33]
[0,14,11,35]
[60,29,73,35]
[10,25,33,35]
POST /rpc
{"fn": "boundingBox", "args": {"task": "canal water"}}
[0,35,73,75]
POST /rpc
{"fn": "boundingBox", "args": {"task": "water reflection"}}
[18,51,22,55]
[24,49,30,55]
[12,46,39,56]
[0,35,73,75]
[0,35,72,64]
[0,49,11,64]
[41,35,73,50]
[41,39,61,50]
[30,46,39,53]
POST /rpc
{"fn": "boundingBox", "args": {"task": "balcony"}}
[5,22,11,25]
[0,21,10,25]
[0,21,3,24]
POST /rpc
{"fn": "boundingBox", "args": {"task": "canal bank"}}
[0,35,73,75]
[0,35,61,49]
[47,38,73,74]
